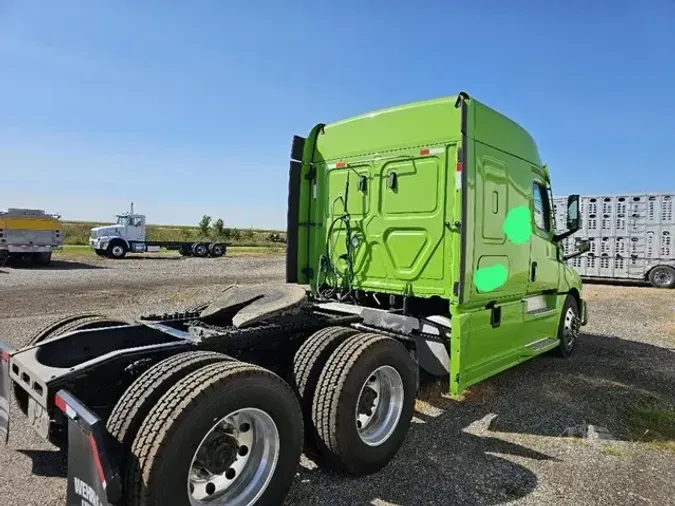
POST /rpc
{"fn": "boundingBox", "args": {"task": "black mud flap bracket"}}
[55,390,122,506]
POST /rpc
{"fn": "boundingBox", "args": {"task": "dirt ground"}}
[0,253,674,506]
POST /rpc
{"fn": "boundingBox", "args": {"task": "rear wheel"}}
[311,333,417,476]
[15,314,130,445]
[125,362,303,506]
[648,265,675,289]
[193,242,209,258]
[210,243,226,257]
[106,351,231,469]
[292,326,360,455]
[24,313,128,347]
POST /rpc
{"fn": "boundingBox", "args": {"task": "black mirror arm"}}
[553,229,577,242]
[563,250,585,261]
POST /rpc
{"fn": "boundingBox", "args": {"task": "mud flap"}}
[0,341,13,444]
[55,390,122,506]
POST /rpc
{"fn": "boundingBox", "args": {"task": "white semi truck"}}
[89,204,227,259]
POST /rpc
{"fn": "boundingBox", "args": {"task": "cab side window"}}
[532,182,551,232]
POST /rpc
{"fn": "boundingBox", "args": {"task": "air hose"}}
[315,168,358,302]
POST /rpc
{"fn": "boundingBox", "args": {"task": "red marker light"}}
[456,162,463,172]
[54,393,78,419]
[0,351,9,362]
[335,161,346,169]
[54,394,67,413]
[420,148,430,156]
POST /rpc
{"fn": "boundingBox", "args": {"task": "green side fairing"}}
[291,92,584,396]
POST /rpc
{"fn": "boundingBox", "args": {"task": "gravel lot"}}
[1,254,674,506]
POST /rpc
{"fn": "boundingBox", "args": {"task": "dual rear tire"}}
[292,327,418,476]
[180,242,226,257]
[108,353,303,506]
[107,328,416,506]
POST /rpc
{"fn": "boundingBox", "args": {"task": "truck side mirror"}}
[566,194,580,232]
[564,238,590,261]
[553,194,582,243]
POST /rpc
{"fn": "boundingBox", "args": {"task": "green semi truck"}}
[1,91,589,506]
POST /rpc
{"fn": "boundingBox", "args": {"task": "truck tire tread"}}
[311,333,416,475]
[24,313,101,346]
[125,361,303,506]
[106,351,230,455]
[52,315,129,337]
[16,315,131,423]
[292,326,360,399]
[292,326,360,457]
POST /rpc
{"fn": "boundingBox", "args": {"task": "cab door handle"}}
[387,172,398,190]
[531,261,538,281]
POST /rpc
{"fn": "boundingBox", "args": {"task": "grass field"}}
[56,244,285,257]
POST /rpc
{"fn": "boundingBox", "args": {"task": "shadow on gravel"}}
[582,278,651,289]
[15,450,66,478]
[6,260,106,271]
[482,333,675,441]
[111,255,184,261]
[12,332,675,505]
[290,412,553,506]
[287,332,675,505]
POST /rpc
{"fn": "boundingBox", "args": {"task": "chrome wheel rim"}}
[563,307,580,350]
[111,245,124,257]
[188,408,280,506]
[355,365,404,447]
[653,269,673,287]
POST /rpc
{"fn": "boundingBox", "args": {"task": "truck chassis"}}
[1,286,451,506]
[94,240,227,259]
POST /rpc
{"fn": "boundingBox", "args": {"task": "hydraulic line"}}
[315,166,361,302]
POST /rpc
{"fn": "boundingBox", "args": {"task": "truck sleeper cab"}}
[1,91,588,506]
[288,91,588,394]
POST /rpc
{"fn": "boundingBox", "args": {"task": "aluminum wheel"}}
[562,306,580,350]
[111,245,125,258]
[355,365,405,447]
[188,408,280,506]
[653,268,674,287]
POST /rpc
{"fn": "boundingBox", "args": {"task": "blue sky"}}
[1,1,673,228]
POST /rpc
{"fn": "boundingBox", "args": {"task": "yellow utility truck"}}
[0,208,63,265]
